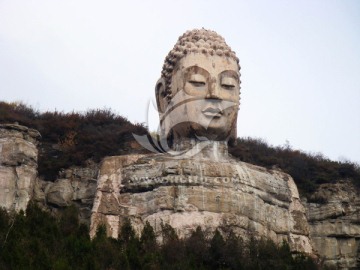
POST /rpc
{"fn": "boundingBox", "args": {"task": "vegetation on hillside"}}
[0,101,148,180]
[0,204,323,270]
[0,101,359,196]
[229,137,360,196]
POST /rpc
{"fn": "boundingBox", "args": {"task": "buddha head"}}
[155,29,241,146]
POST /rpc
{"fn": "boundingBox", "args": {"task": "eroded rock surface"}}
[34,162,99,225]
[90,145,313,254]
[2,121,360,269]
[304,181,360,269]
[0,124,40,212]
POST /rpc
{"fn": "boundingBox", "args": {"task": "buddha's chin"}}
[170,119,233,142]
[202,128,230,141]
[190,123,231,141]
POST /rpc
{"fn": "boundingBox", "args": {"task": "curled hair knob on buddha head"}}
[160,28,240,100]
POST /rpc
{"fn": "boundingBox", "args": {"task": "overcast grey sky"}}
[0,0,359,164]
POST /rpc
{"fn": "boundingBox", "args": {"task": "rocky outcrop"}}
[90,145,313,254]
[304,181,360,269]
[34,162,99,225]
[3,123,360,269]
[0,124,41,212]
[0,122,98,223]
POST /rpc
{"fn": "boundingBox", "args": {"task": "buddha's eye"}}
[221,77,236,90]
[189,80,206,87]
[188,74,206,87]
[221,83,235,90]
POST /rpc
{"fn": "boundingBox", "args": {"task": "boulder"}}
[46,179,73,207]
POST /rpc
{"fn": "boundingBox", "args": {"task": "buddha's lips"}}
[202,107,223,118]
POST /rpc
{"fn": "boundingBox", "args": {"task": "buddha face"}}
[157,53,240,142]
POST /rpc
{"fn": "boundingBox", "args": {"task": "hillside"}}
[0,101,148,180]
[0,101,359,197]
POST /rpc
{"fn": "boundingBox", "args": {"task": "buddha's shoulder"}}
[99,154,147,174]
[99,153,290,181]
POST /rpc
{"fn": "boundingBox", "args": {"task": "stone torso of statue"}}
[90,29,313,254]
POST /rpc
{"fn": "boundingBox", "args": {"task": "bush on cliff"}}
[229,137,360,196]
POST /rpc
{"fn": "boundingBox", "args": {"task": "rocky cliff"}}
[1,124,360,269]
[304,181,360,269]
[0,124,40,212]
[0,123,98,225]
[34,162,98,225]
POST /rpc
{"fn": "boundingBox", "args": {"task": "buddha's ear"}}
[155,77,167,114]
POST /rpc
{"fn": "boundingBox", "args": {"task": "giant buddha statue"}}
[90,29,313,254]
[156,29,239,146]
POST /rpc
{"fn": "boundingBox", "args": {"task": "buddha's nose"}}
[206,78,221,100]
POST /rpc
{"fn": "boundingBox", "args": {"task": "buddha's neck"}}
[172,138,228,160]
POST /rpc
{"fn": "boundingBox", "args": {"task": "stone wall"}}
[0,124,40,212]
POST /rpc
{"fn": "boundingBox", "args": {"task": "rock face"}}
[90,143,313,254]
[34,162,99,225]
[0,123,98,224]
[2,122,360,269]
[0,124,41,212]
[304,181,360,269]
